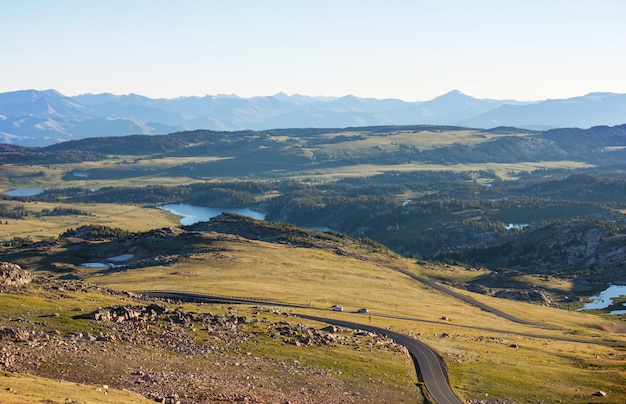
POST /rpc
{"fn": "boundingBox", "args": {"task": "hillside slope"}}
[1,216,625,403]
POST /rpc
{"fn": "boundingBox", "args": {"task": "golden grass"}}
[0,201,180,243]
[0,165,59,191]
[1,229,624,402]
[2,126,621,402]
[1,199,623,403]
[88,235,626,339]
[288,160,594,181]
[0,290,144,347]
[0,371,153,404]
[438,285,626,337]
[0,156,230,190]
[234,316,418,396]
[1,126,596,188]
[443,337,624,402]
[81,233,626,403]
[0,286,420,402]
[415,261,491,283]
[92,239,504,326]
[317,129,528,152]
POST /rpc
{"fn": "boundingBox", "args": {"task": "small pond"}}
[80,262,112,269]
[581,285,626,314]
[4,188,44,197]
[158,204,266,226]
[80,254,134,269]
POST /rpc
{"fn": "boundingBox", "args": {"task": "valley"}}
[1,124,626,403]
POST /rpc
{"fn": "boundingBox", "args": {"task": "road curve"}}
[393,268,549,327]
[142,291,626,348]
[297,314,463,404]
[141,291,464,404]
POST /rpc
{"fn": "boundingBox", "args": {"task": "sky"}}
[1,0,625,102]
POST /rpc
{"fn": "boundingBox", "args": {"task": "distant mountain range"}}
[1,89,625,146]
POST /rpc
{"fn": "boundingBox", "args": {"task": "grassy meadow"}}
[0,126,597,189]
[0,201,180,243]
[1,125,624,402]
[78,233,626,403]
[0,371,153,404]
[1,199,624,402]
[0,282,420,403]
[1,155,593,189]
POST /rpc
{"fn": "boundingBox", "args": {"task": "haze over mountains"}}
[1,89,625,147]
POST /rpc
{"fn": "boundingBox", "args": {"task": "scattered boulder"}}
[593,390,607,397]
[147,392,181,404]
[0,346,17,370]
[0,262,33,287]
[465,283,489,294]
[75,304,169,322]
[494,288,552,305]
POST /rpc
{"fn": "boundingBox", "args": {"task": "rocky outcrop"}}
[0,274,411,404]
[76,304,168,322]
[0,262,32,287]
[494,289,552,305]
[269,321,399,349]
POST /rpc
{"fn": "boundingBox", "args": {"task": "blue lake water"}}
[4,188,44,197]
[581,285,626,314]
[81,262,112,268]
[158,204,266,225]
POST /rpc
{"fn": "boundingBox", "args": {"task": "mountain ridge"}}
[1,89,625,146]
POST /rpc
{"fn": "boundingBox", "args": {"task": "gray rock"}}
[0,262,33,286]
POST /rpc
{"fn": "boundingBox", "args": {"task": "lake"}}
[158,203,266,225]
[80,262,112,268]
[4,188,44,197]
[581,285,626,314]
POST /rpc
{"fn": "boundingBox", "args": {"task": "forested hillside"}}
[2,124,626,303]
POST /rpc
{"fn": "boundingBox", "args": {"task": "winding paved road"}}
[140,289,626,403]
[297,314,463,404]
[393,268,550,327]
[142,291,463,403]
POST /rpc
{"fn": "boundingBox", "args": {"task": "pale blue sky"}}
[1,0,625,101]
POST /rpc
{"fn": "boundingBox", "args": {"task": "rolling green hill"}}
[2,125,626,297]
[1,125,626,402]
[1,214,625,403]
